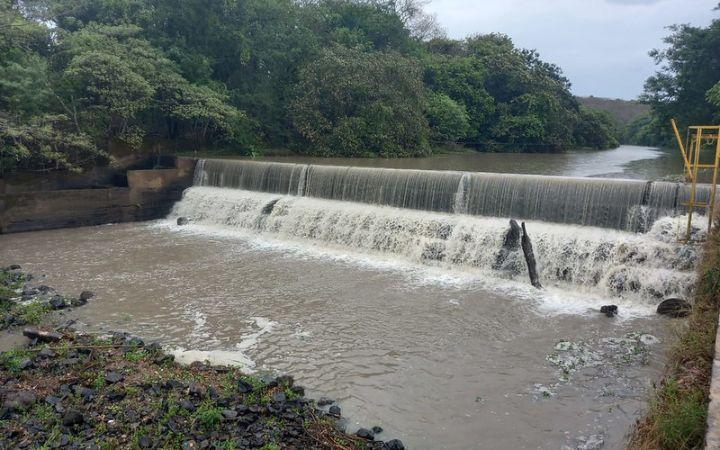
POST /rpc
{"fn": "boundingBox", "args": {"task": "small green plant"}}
[258,444,280,450]
[653,379,707,448]
[194,402,223,431]
[124,349,147,362]
[219,440,238,450]
[15,302,52,325]
[0,348,33,372]
[92,371,106,390]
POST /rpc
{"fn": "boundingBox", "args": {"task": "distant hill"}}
[576,96,650,125]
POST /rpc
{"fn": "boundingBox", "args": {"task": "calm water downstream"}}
[0,145,695,449]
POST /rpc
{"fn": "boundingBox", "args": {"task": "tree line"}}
[626,3,720,147]
[0,0,620,173]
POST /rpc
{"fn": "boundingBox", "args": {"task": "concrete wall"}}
[0,160,197,234]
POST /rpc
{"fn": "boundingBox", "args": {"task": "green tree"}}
[641,8,720,143]
[291,45,430,156]
[426,92,469,143]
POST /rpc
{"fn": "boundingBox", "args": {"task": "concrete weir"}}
[0,158,197,233]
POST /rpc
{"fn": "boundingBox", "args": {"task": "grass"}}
[628,229,720,449]
[194,401,223,431]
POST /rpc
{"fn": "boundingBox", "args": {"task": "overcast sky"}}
[424,0,718,100]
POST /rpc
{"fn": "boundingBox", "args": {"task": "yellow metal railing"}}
[672,119,720,241]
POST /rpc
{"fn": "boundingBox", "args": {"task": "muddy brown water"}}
[0,222,673,449]
[233,145,686,181]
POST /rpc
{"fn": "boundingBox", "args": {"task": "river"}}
[0,145,696,449]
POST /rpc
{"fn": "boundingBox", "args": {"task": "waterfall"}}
[170,187,700,303]
[193,159,709,232]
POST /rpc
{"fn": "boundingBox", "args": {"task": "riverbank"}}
[628,229,720,449]
[0,267,404,449]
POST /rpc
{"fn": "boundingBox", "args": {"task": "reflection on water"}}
[243,145,685,180]
[0,223,671,449]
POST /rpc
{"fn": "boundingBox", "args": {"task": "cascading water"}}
[193,159,709,231]
[170,157,708,304]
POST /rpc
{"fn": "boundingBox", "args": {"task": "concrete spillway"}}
[193,159,708,232]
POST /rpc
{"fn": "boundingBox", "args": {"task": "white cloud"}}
[424,0,717,99]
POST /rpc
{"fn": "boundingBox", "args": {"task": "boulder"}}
[382,439,405,450]
[356,428,374,440]
[79,291,94,301]
[48,295,66,310]
[23,328,62,343]
[62,409,84,426]
[328,405,341,417]
[177,217,190,226]
[3,391,37,411]
[657,298,692,318]
[600,305,618,318]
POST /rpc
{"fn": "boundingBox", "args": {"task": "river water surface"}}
[0,145,696,449]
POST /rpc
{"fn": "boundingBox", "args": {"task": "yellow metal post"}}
[672,119,692,179]
[711,134,720,231]
[673,120,720,241]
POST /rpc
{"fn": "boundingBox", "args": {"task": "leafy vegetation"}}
[629,229,720,449]
[631,4,720,146]
[0,0,619,174]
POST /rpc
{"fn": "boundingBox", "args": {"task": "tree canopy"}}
[632,4,720,146]
[1,0,620,174]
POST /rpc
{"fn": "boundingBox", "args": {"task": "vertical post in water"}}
[687,128,702,240]
[710,127,720,232]
[521,222,542,289]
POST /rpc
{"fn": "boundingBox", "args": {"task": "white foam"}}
[159,187,702,317]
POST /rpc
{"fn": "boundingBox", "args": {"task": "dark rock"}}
[154,354,174,365]
[23,328,62,342]
[49,295,66,310]
[289,385,305,397]
[104,371,123,384]
[372,426,384,434]
[146,342,162,353]
[180,400,196,412]
[177,217,190,226]
[38,347,56,358]
[382,439,405,450]
[600,305,618,318]
[271,392,286,403]
[237,379,254,394]
[317,397,334,406]
[7,264,21,270]
[328,405,341,417]
[17,359,33,370]
[163,379,185,390]
[126,336,144,348]
[187,383,206,397]
[207,386,218,399]
[356,428,374,440]
[70,297,87,307]
[37,285,53,294]
[657,298,692,318]
[138,436,151,448]
[73,386,94,403]
[45,396,61,406]
[277,375,294,388]
[221,409,238,420]
[79,291,94,301]
[62,409,84,426]
[106,389,126,401]
[259,374,278,388]
[3,391,37,411]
